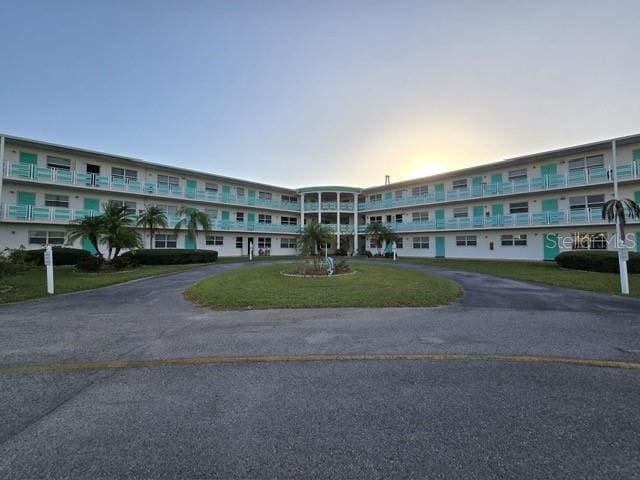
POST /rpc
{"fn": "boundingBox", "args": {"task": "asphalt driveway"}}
[0,260,639,479]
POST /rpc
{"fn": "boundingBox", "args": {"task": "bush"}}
[334,248,348,256]
[555,250,640,274]
[120,249,218,265]
[110,254,140,270]
[25,247,93,266]
[0,247,33,278]
[76,255,103,273]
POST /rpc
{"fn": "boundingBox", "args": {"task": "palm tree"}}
[365,222,396,255]
[66,216,105,257]
[137,204,168,249]
[102,201,136,260]
[602,198,640,245]
[297,221,333,268]
[174,207,211,249]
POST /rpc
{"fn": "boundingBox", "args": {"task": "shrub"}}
[120,249,218,265]
[334,248,348,256]
[76,255,103,273]
[110,254,140,270]
[24,247,93,266]
[555,250,640,274]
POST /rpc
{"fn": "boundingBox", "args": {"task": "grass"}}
[186,263,461,309]
[393,257,640,297]
[0,264,199,304]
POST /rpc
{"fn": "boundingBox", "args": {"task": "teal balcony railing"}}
[3,163,299,212]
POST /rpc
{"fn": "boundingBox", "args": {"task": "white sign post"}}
[249,241,253,261]
[392,241,397,261]
[44,245,54,295]
[611,140,629,295]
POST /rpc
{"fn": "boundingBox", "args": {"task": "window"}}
[412,185,429,196]
[501,234,527,246]
[395,238,403,249]
[509,202,529,214]
[395,190,404,199]
[28,230,65,245]
[206,235,224,246]
[413,237,430,249]
[258,237,271,248]
[395,213,403,223]
[236,187,245,198]
[369,215,382,223]
[236,212,244,223]
[453,207,468,218]
[281,194,298,204]
[452,179,467,189]
[113,200,136,216]
[572,233,608,250]
[370,193,382,202]
[281,237,297,248]
[258,214,272,224]
[386,215,392,223]
[281,216,297,225]
[205,183,218,194]
[412,211,429,222]
[508,169,527,181]
[235,237,243,249]
[44,194,69,208]
[46,156,71,170]
[569,155,604,173]
[569,194,605,211]
[158,204,178,217]
[456,235,477,247]
[203,208,217,221]
[111,167,138,182]
[258,191,272,201]
[155,234,177,248]
[157,175,179,190]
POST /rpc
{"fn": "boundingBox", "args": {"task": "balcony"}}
[3,163,300,212]
[356,208,630,233]
[357,163,639,212]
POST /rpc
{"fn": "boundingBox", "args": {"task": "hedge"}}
[120,249,218,265]
[555,250,640,274]
[24,247,93,266]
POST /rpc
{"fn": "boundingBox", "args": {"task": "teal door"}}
[473,205,484,227]
[17,191,36,206]
[541,199,558,212]
[490,173,502,184]
[384,191,392,206]
[491,204,503,216]
[83,237,98,254]
[472,176,483,196]
[84,198,100,214]
[637,232,640,253]
[635,191,640,204]
[221,210,229,228]
[543,233,559,261]
[185,236,196,250]
[541,164,557,176]
[247,212,255,231]
[435,183,445,201]
[435,237,445,258]
[186,179,197,198]
[435,209,445,229]
[19,152,37,166]
[248,190,256,205]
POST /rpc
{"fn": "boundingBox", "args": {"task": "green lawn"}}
[0,264,199,304]
[394,257,640,297]
[186,263,461,309]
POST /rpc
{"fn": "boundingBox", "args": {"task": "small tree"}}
[297,221,333,268]
[602,198,640,245]
[66,216,105,257]
[174,207,211,248]
[102,201,137,260]
[365,222,396,255]
[137,204,168,249]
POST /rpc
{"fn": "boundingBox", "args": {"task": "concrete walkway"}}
[1,260,639,479]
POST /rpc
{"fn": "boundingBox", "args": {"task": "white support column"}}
[336,192,341,249]
[317,191,322,224]
[353,192,359,254]
[0,136,4,213]
[300,193,305,228]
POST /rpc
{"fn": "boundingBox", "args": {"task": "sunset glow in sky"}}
[1,1,639,188]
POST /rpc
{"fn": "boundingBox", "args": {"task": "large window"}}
[395,213,403,223]
[369,215,382,223]
[236,212,244,223]
[258,191,272,201]
[258,237,271,248]
[157,204,178,217]
[509,202,529,214]
[412,211,429,222]
[111,167,138,182]
[572,233,608,250]
[28,230,65,245]
[452,179,467,189]
[281,194,298,204]
[258,214,272,224]
[44,194,69,208]
[112,200,136,216]
[395,238,403,249]
[453,207,468,218]
[206,235,224,246]
[508,169,527,181]
[370,193,382,202]
[157,175,179,190]
[281,216,297,225]
[235,237,243,249]
[281,237,297,249]
[155,234,177,248]
[456,235,477,247]
[412,185,429,196]
[204,208,217,221]
[569,194,605,211]
[501,234,527,246]
[412,236,430,249]
[568,155,604,173]
[205,183,218,194]
[46,156,71,170]
[236,187,245,198]
[395,190,404,199]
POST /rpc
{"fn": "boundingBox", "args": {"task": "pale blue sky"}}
[1,0,638,188]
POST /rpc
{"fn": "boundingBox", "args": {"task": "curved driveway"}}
[1,261,639,479]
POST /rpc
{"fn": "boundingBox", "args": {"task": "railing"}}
[3,163,300,212]
[357,162,638,211]
[356,208,630,233]
[322,224,355,234]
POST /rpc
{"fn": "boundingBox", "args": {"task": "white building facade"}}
[1,133,639,261]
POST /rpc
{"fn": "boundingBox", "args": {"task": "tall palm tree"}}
[174,207,211,249]
[102,201,136,260]
[66,216,105,257]
[137,204,168,249]
[297,221,333,267]
[365,222,395,255]
[602,198,640,245]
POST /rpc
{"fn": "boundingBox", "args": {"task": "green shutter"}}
[19,152,37,166]
[17,191,36,206]
[541,164,557,176]
[491,204,503,216]
[541,199,559,212]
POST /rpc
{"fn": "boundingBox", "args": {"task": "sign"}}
[44,246,54,294]
[44,249,53,266]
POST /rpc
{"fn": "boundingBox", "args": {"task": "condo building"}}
[1,133,639,260]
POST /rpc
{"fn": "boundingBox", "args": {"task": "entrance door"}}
[435,209,444,229]
[86,164,100,187]
[19,152,38,166]
[541,164,557,176]
[543,233,559,261]
[84,198,100,214]
[185,236,196,250]
[435,237,445,258]
[186,179,197,198]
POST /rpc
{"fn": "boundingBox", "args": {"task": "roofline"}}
[362,132,640,193]
[296,186,362,194]
[0,133,297,193]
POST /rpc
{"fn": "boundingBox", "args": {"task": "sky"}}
[1,0,639,189]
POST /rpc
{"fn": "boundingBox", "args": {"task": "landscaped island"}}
[185,263,461,309]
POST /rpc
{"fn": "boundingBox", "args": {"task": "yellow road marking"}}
[1,353,639,375]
